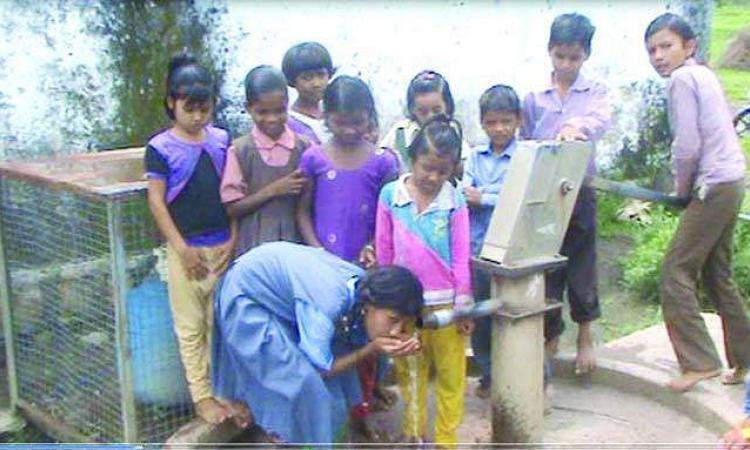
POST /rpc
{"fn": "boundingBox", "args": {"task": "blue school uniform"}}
[462,139,517,256]
[211,242,366,445]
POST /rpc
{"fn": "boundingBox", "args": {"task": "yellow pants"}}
[394,308,467,446]
[166,244,224,403]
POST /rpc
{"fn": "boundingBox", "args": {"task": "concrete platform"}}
[366,313,744,446]
[170,313,744,446]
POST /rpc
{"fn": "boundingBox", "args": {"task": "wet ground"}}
[355,373,717,447]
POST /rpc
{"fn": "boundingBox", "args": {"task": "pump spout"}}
[417,298,503,329]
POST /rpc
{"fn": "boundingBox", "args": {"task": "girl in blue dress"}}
[211,241,423,445]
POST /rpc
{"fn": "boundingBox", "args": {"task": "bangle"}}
[742,427,750,440]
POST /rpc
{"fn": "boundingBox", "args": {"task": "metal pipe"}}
[107,201,139,442]
[584,175,689,208]
[491,272,545,443]
[417,298,503,329]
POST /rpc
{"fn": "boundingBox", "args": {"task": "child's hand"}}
[557,125,587,142]
[178,246,209,280]
[464,186,482,206]
[213,239,236,275]
[271,169,307,196]
[358,244,377,269]
[372,334,421,357]
[456,318,475,335]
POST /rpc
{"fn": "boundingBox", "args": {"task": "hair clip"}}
[418,70,437,81]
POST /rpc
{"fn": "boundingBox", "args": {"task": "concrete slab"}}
[362,313,743,445]
[557,312,745,434]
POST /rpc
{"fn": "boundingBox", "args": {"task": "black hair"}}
[406,70,455,121]
[479,84,521,118]
[164,52,216,120]
[644,13,696,44]
[244,65,288,106]
[281,41,335,87]
[548,13,596,55]
[323,75,378,123]
[358,266,424,317]
[407,114,463,164]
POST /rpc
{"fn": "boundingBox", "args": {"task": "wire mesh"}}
[0,151,194,443]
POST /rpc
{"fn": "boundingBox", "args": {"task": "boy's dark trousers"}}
[470,265,493,384]
[544,186,601,341]
[660,180,750,372]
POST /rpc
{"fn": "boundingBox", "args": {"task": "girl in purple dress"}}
[297,75,399,264]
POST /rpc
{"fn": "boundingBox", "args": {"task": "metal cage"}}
[0,149,193,442]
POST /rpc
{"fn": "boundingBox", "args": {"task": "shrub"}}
[620,205,679,303]
[621,206,750,306]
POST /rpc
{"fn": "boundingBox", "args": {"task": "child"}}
[220,65,309,257]
[645,13,750,392]
[282,41,335,145]
[379,70,471,172]
[296,75,400,429]
[144,54,237,424]
[463,85,522,399]
[297,75,399,263]
[520,13,611,376]
[376,115,474,445]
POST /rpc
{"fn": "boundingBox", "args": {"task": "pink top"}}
[667,58,746,196]
[220,126,295,203]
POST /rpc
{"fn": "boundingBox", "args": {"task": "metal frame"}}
[0,178,19,409]
[107,200,138,442]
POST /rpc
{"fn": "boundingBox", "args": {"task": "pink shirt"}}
[667,58,745,197]
[521,73,611,175]
[220,126,295,203]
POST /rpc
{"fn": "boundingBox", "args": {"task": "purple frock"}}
[300,144,399,262]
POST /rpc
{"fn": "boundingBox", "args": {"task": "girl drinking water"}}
[375,114,474,445]
[645,13,750,392]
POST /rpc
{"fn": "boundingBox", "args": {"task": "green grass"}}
[711,2,750,105]
[717,68,750,105]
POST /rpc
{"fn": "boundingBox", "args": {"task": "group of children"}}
[144,10,750,446]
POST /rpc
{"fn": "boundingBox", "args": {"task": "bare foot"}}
[371,386,398,412]
[474,376,490,399]
[195,397,230,424]
[667,369,721,392]
[475,383,490,400]
[721,367,748,385]
[575,342,596,376]
[219,398,252,428]
[575,322,596,376]
[350,416,388,442]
